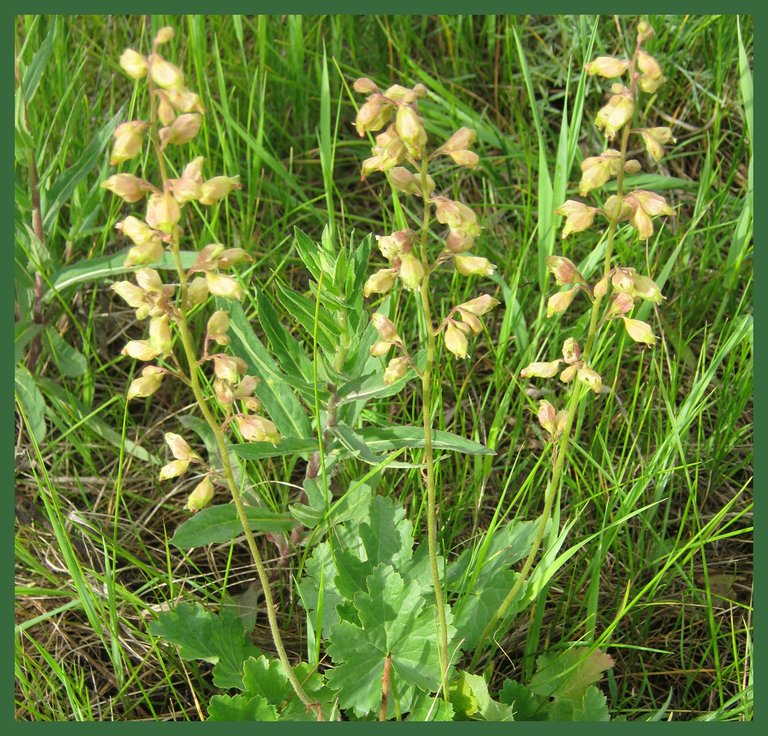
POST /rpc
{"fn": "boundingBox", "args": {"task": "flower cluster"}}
[522,20,673,437]
[355,78,498,364]
[105,26,278,512]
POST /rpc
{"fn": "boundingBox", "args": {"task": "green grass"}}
[15,14,752,721]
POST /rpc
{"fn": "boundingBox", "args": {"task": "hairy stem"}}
[415,148,449,688]
[146,54,319,717]
[470,47,641,672]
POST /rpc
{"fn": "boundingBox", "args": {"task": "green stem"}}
[469,51,641,672]
[415,148,450,688]
[146,54,320,717]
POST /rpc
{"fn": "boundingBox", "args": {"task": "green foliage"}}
[149,602,262,690]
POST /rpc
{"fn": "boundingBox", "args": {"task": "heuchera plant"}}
[105,26,321,716]
[470,19,674,665]
[99,19,671,722]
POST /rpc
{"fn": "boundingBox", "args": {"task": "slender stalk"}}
[146,53,320,717]
[415,147,450,687]
[469,44,642,672]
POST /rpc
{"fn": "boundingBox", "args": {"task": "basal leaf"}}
[208,693,277,721]
[149,601,261,689]
[529,648,614,706]
[571,686,610,721]
[326,565,453,718]
[449,671,514,721]
[498,680,545,721]
[171,504,296,548]
[240,656,336,721]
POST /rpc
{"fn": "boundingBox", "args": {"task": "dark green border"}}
[8,3,760,732]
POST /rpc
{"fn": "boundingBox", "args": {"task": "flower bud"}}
[355,97,393,137]
[188,276,209,305]
[214,378,234,404]
[622,317,656,346]
[561,337,581,365]
[371,312,399,342]
[585,56,629,78]
[119,49,148,79]
[445,230,475,254]
[217,248,251,269]
[520,359,562,379]
[547,288,579,318]
[454,255,496,277]
[159,113,202,149]
[236,415,280,444]
[125,241,165,268]
[377,229,412,261]
[631,273,664,304]
[607,292,635,319]
[102,174,156,203]
[624,159,642,175]
[555,200,597,238]
[449,150,480,167]
[234,375,259,399]
[444,322,469,359]
[399,253,425,290]
[371,125,407,170]
[595,94,634,140]
[560,364,578,383]
[154,26,175,45]
[192,243,226,273]
[383,356,409,385]
[437,127,477,154]
[456,294,498,316]
[602,195,632,222]
[457,310,483,334]
[199,176,241,205]
[593,274,610,299]
[370,340,391,357]
[127,365,164,400]
[433,198,480,238]
[395,105,426,157]
[149,314,172,356]
[612,267,635,293]
[165,432,200,462]
[577,365,603,394]
[156,90,176,125]
[110,121,147,165]
[537,400,557,437]
[206,272,243,300]
[213,354,246,383]
[185,476,215,512]
[159,459,190,481]
[112,281,146,311]
[207,310,230,345]
[383,84,413,102]
[354,77,379,94]
[637,20,655,45]
[148,54,184,89]
[122,339,160,361]
[390,167,434,197]
[135,268,164,292]
[546,255,585,285]
[165,87,205,114]
[364,268,397,298]
[145,191,181,234]
[637,51,664,93]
